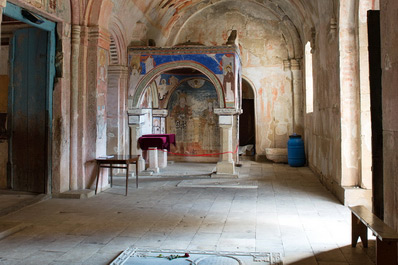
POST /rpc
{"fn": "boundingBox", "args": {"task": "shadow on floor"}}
[287,242,376,265]
[0,191,50,217]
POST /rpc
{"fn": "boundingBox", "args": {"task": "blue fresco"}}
[140,53,234,75]
[159,73,207,85]
[167,79,220,155]
[167,79,218,117]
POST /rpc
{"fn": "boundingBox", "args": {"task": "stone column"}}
[119,67,129,156]
[339,1,360,187]
[69,25,83,190]
[358,0,373,190]
[153,109,169,168]
[291,59,304,136]
[81,26,111,189]
[147,147,159,173]
[214,109,239,177]
[127,109,146,172]
[107,65,128,156]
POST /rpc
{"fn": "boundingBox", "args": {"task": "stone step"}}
[0,222,30,240]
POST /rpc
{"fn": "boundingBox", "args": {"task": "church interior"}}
[0,0,397,264]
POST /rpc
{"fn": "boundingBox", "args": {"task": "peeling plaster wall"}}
[380,0,398,231]
[174,1,294,156]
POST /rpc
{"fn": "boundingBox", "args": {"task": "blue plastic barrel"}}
[287,134,306,167]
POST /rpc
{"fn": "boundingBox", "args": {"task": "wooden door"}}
[8,28,48,193]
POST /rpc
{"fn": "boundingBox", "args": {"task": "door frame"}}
[4,2,56,193]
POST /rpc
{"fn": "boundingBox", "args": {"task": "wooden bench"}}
[350,205,398,265]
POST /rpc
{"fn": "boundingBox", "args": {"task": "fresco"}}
[167,79,219,156]
[156,73,207,109]
[96,48,108,155]
[152,117,161,134]
[127,47,241,108]
[97,48,108,142]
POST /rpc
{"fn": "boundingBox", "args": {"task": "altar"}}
[138,134,176,172]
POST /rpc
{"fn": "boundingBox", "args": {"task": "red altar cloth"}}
[138,136,168,151]
[142,134,176,147]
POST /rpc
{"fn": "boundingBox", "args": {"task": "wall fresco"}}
[167,79,219,156]
[96,48,108,155]
[127,46,241,109]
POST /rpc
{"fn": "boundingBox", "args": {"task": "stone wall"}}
[305,2,341,195]
[173,1,296,157]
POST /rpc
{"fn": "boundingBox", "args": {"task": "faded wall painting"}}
[96,48,108,155]
[167,79,219,158]
[127,46,241,109]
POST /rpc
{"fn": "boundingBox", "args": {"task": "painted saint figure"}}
[171,93,192,154]
[200,100,218,151]
[128,63,141,97]
[158,78,168,100]
[223,64,235,103]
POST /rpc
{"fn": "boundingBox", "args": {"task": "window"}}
[305,41,313,113]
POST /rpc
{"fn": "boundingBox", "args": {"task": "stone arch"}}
[240,76,257,148]
[108,17,127,65]
[84,0,113,27]
[131,61,226,109]
[242,75,257,96]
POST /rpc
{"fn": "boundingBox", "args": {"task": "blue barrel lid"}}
[289,133,302,138]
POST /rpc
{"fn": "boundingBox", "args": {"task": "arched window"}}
[305,41,313,113]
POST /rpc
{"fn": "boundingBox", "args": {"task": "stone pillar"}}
[291,59,304,136]
[358,0,373,190]
[214,109,240,177]
[107,65,129,156]
[148,147,159,173]
[153,109,169,168]
[119,67,129,156]
[81,26,111,189]
[127,109,146,172]
[69,25,82,190]
[158,150,167,168]
[339,1,360,187]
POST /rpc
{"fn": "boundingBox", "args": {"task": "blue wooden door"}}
[9,28,48,193]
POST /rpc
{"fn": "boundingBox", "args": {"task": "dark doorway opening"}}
[368,10,383,220]
[239,79,255,156]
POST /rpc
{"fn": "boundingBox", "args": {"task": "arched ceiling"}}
[121,0,335,45]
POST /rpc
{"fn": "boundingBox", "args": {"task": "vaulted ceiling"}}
[115,0,336,45]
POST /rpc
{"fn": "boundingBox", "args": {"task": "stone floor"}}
[0,160,375,265]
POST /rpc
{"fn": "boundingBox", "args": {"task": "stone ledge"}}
[0,194,50,217]
[308,165,372,210]
[0,222,30,240]
[338,186,372,210]
[54,189,96,199]
[211,173,239,178]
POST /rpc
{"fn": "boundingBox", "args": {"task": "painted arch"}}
[131,61,226,109]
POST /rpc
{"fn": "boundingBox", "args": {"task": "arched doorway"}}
[134,67,221,163]
[239,79,255,158]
